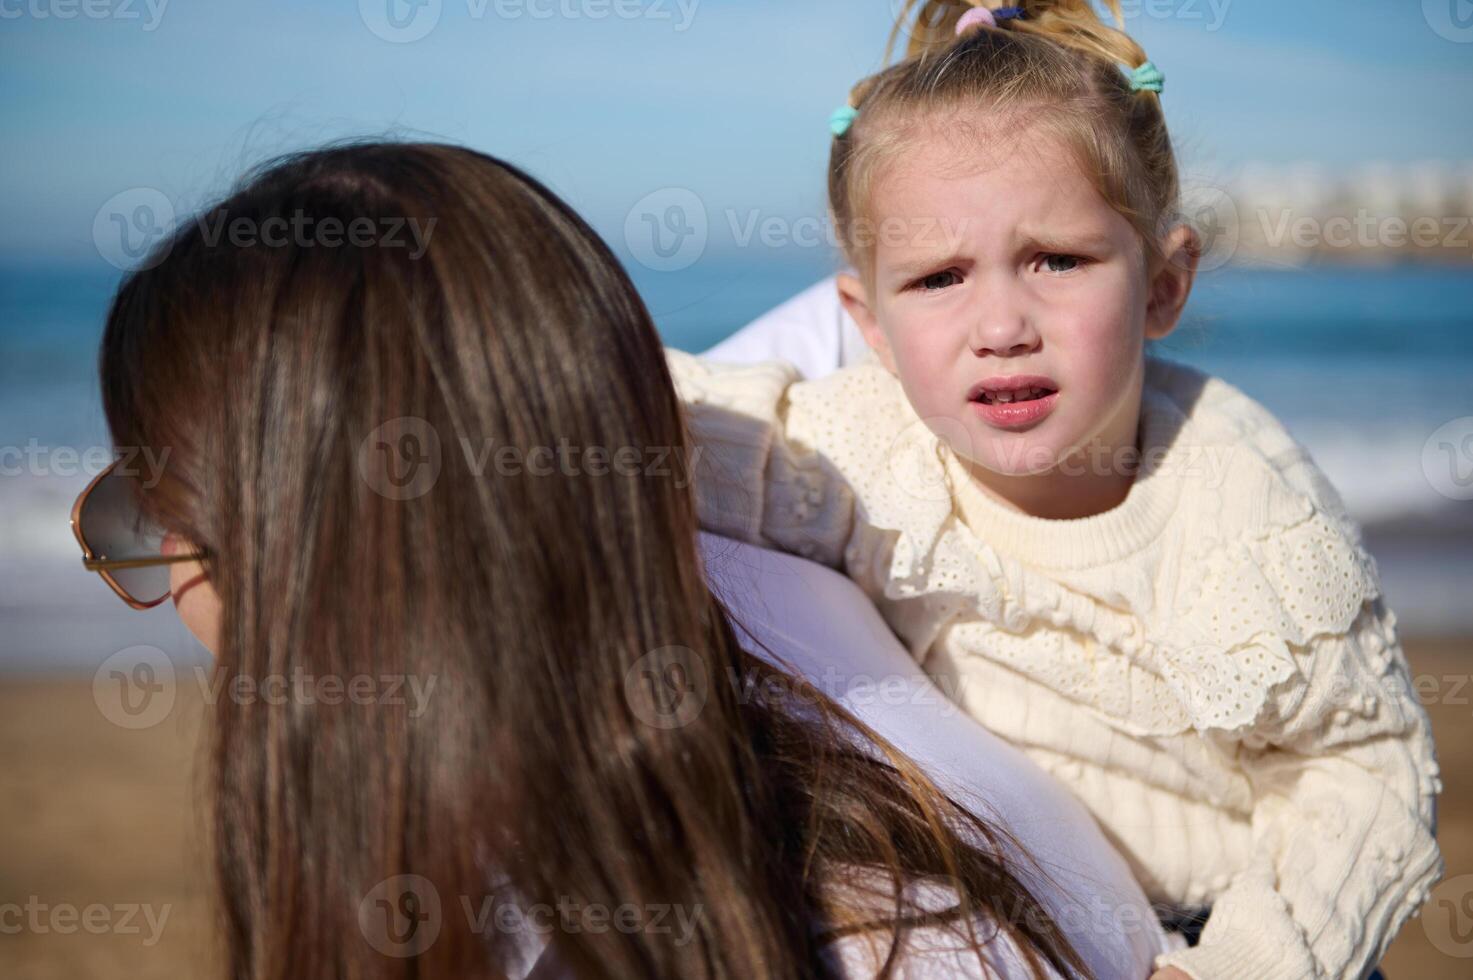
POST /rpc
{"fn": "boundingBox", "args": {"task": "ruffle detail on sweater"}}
[1142,376,1385,737]
[853,418,1193,737]
[1156,502,1384,737]
[864,418,957,602]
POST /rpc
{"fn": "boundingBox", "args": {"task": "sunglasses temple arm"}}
[83,554,205,572]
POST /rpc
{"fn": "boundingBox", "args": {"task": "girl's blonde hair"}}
[830,0,1180,276]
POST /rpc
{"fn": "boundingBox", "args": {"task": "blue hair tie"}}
[1128,60,1165,94]
[829,104,860,138]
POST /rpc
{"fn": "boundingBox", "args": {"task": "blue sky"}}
[2,0,1471,266]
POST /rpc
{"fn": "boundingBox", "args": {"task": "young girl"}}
[665,3,1444,978]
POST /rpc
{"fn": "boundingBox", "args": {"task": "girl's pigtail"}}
[1012,1,1152,82]
[891,1,1159,96]
[887,1,988,62]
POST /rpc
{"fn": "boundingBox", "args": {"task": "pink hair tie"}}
[956,7,996,33]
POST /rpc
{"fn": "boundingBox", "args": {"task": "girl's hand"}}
[1149,968,1193,980]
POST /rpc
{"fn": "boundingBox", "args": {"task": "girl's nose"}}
[968,293,1041,358]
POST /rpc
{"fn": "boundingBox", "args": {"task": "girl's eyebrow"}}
[887,251,967,280]
[1018,226,1115,253]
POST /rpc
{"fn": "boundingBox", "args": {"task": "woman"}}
[71,140,1177,978]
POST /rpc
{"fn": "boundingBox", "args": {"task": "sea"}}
[2,257,1471,673]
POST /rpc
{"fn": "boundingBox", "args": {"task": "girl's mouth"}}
[967,375,1059,404]
[975,386,1056,405]
[967,376,1060,429]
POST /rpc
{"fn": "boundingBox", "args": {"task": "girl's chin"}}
[962,431,1075,477]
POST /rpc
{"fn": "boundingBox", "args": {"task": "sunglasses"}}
[70,458,207,610]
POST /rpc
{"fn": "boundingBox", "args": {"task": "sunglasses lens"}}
[79,468,173,605]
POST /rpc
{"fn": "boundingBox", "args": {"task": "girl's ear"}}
[837,272,898,373]
[1144,224,1200,341]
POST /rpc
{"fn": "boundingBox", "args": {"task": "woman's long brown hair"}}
[99,141,1092,980]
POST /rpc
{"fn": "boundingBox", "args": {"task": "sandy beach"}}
[0,636,1468,979]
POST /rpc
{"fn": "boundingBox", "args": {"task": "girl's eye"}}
[1040,254,1084,274]
[916,270,960,292]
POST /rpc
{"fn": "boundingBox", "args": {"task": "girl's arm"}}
[1153,594,1443,980]
[665,347,857,569]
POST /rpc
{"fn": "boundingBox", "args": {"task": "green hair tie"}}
[829,104,859,138]
[1128,60,1165,94]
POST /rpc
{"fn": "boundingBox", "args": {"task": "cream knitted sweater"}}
[664,347,1444,980]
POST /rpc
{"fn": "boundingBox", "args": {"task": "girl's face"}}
[839,120,1195,480]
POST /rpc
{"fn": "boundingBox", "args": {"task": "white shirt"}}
[702,275,869,380]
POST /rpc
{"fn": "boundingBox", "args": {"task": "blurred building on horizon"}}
[1207,160,1473,266]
